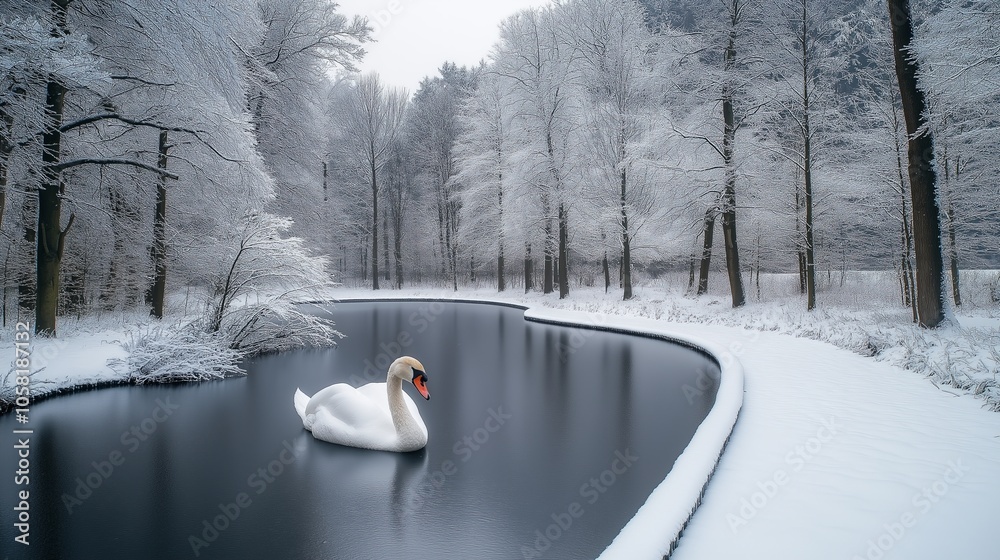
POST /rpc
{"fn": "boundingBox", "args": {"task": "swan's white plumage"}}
[293,358,429,452]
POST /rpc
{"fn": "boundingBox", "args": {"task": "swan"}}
[293,356,431,452]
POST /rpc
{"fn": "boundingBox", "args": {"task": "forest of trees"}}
[1,0,997,339]
[325,0,997,322]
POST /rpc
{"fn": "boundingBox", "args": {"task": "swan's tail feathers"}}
[294,389,310,425]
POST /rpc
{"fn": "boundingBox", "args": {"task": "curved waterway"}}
[0,301,720,560]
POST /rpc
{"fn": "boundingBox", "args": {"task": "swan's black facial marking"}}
[412,369,430,400]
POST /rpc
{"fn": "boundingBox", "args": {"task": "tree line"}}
[2,0,996,338]
[326,0,997,329]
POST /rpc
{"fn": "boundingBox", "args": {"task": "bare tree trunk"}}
[524,242,533,293]
[687,250,696,292]
[543,194,553,294]
[18,196,35,314]
[498,250,505,292]
[943,157,961,307]
[448,198,458,291]
[604,251,611,294]
[0,96,13,232]
[370,146,379,290]
[889,0,944,328]
[498,169,505,293]
[755,232,762,300]
[382,210,390,283]
[436,184,447,278]
[697,206,716,295]
[896,246,910,306]
[149,131,169,318]
[902,222,917,321]
[36,0,74,335]
[558,203,569,299]
[721,32,745,308]
[800,0,817,311]
[792,167,805,294]
[388,169,405,290]
[361,241,367,283]
[891,82,918,322]
[621,169,633,301]
[393,226,404,290]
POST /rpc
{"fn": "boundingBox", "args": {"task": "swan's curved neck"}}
[387,375,422,446]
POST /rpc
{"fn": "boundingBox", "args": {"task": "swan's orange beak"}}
[413,372,430,401]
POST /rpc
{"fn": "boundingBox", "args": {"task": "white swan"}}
[293,356,431,452]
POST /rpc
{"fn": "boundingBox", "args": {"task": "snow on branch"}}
[53,158,180,179]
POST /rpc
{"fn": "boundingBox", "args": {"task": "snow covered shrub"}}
[111,324,243,384]
[216,303,341,356]
[204,212,341,356]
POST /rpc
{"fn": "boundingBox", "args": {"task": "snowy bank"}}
[1,322,130,413]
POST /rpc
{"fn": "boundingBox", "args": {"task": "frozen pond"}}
[0,301,720,559]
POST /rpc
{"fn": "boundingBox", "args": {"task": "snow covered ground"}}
[666,318,1000,560]
[3,279,999,559]
[0,314,132,408]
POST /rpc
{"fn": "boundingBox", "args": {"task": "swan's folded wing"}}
[309,402,398,451]
[355,383,392,415]
[293,389,310,423]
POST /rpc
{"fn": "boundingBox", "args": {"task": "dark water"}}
[0,302,719,560]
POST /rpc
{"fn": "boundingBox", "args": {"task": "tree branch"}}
[54,158,180,179]
[60,114,245,162]
[56,213,75,259]
[109,75,176,87]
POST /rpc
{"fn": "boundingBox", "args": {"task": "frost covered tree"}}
[0,10,101,325]
[655,0,766,307]
[915,0,1000,307]
[565,0,659,301]
[453,73,521,292]
[337,73,407,290]
[205,211,338,354]
[1,0,342,356]
[406,63,477,289]
[247,0,369,247]
[494,8,580,298]
[758,0,855,310]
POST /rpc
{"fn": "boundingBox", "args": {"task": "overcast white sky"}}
[336,0,554,93]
